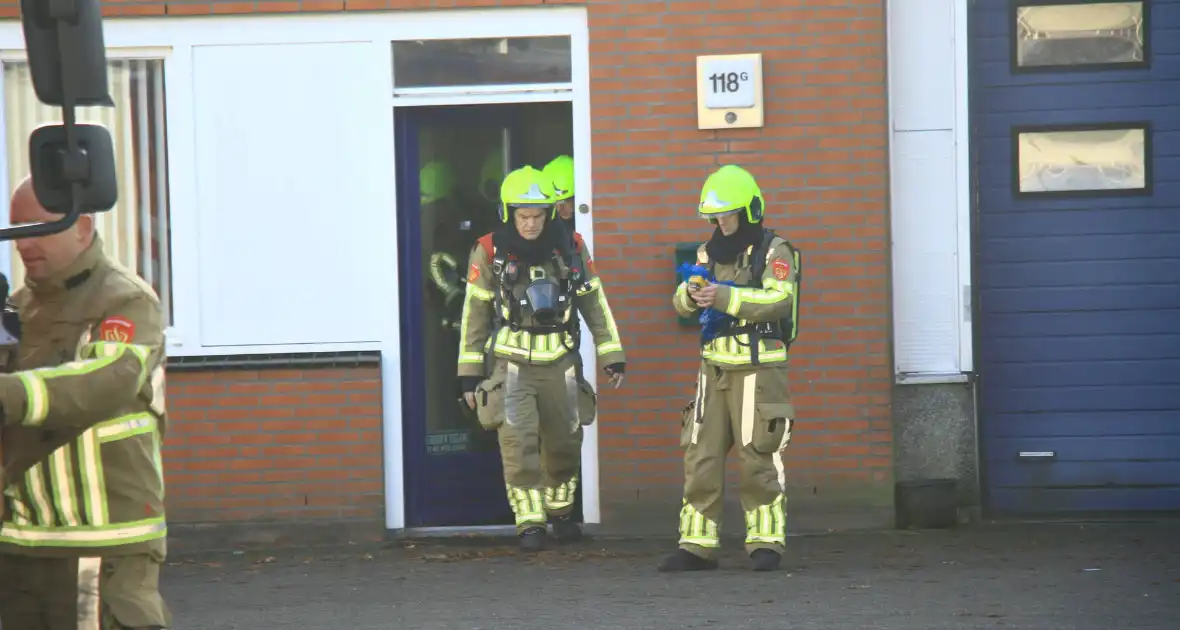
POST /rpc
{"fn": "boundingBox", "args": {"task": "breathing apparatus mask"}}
[521,276,569,326]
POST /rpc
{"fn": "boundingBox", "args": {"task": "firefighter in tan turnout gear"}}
[0,177,172,629]
[460,165,626,551]
[661,165,802,573]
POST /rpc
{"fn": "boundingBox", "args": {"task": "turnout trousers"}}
[677,362,795,560]
[0,551,172,630]
[473,354,598,533]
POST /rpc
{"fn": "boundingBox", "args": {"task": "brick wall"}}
[0,0,893,526]
[163,366,385,523]
[586,0,892,500]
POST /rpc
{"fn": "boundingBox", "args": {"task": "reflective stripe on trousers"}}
[77,557,102,630]
[678,369,789,550]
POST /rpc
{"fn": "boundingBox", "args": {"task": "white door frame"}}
[0,7,598,532]
[389,13,599,530]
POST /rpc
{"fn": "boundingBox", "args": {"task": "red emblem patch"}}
[587,257,596,275]
[98,317,135,343]
[772,259,791,281]
[467,264,480,283]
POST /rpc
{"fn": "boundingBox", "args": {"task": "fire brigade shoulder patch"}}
[98,316,135,343]
[468,263,480,283]
[772,259,791,281]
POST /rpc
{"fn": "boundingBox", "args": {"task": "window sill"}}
[895,372,972,385]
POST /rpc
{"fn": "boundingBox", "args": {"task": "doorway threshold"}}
[395,525,520,539]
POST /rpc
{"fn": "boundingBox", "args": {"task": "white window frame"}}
[0,8,596,531]
[955,0,973,377]
[886,0,974,385]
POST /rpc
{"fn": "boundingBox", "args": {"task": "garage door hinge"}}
[963,285,972,323]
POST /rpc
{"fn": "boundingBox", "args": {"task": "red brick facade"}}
[0,0,892,530]
[164,367,385,523]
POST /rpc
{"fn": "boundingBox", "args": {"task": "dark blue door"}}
[396,103,584,528]
[973,0,1180,514]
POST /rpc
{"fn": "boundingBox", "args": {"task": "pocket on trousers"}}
[679,400,697,447]
[751,401,795,454]
[475,375,507,431]
[576,378,599,426]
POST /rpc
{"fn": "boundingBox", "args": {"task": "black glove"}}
[0,272,16,340]
[604,362,625,375]
[459,376,483,394]
[1,310,19,340]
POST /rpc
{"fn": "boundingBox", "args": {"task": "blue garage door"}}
[974,0,1180,514]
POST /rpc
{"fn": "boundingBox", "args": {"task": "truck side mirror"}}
[0,0,117,242]
[20,0,112,107]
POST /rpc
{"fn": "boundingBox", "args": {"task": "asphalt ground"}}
[160,520,1180,629]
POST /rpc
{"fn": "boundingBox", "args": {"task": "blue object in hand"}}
[677,263,736,343]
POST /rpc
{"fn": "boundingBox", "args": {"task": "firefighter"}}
[661,164,801,573]
[479,150,506,208]
[459,165,626,551]
[0,176,172,629]
[421,160,466,332]
[542,154,577,234]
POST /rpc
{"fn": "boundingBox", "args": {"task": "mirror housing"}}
[0,0,117,241]
[29,123,117,214]
[20,0,113,107]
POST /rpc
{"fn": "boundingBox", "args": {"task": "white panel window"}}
[890,130,960,375]
[888,0,955,132]
[191,42,385,347]
[1,59,173,324]
[887,0,972,380]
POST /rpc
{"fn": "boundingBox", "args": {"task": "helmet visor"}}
[698,189,744,219]
[698,207,743,219]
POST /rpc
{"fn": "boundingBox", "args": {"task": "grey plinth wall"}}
[892,381,980,519]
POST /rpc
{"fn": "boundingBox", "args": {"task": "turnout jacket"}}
[0,236,168,558]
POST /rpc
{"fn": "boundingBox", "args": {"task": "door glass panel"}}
[418,119,506,457]
[392,37,572,88]
[516,103,577,232]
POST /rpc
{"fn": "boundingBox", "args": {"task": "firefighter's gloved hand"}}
[604,362,625,389]
[460,376,483,409]
[0,271,16,345]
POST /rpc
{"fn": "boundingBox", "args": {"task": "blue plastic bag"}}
[677,263,737,344]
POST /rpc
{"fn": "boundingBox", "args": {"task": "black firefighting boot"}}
[750,548,782,572]
[550,514,583,543]
[657,548,718,572]
[519,526,548,552]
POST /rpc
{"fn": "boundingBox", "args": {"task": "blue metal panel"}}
[973,0,1180,514]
